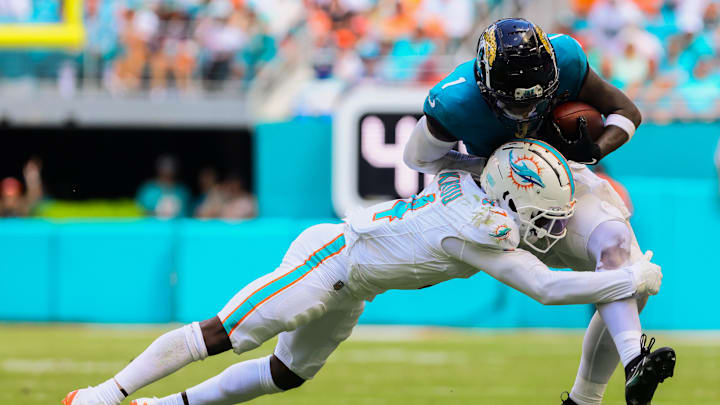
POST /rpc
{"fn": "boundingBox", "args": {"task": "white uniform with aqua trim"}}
[214,169,645,382]
[342,170,518,301]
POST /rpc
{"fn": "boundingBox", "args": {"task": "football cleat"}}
[61,388,104,405]
[559,391,578,405]
[625,334,676,405]
[130,398,160,405]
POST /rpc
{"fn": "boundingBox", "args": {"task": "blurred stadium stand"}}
[0,0,719,329]
[0,0,717,121]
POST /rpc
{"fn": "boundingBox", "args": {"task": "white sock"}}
[570,376,607,405]
[157,394,185,405]
[184,355,282,404]
[93,379,127,405]
[570,312,616,405]
[597,299,642,366]
[114,322,208,395]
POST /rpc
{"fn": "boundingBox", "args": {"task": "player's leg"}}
[62,316,231,405]
[128,223,352,405]
[272,290,365,383]
[555,165,674,405]
[560,218,645,405]
[588,221,675,404]
[573,225,649,405]
[166,295,365,405]
[63,223,348,405]
[569,275,650,405]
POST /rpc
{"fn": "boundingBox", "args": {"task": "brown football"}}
[551,101,604,142]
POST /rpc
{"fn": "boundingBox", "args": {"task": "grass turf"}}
[1,324,718,404]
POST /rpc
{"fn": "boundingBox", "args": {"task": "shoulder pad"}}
[457,199,519,251]
[549,34,589,100]
[423,60,475,128]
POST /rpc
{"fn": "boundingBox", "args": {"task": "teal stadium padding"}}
[0,120,719,329]
[254,118,335,218]
[173,218,323,322]
[0,220,54,321]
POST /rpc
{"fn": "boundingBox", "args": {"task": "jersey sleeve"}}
[423,79,460,137]
[456,204,520,251]
[552,34,589,100]
[422,60,476,139]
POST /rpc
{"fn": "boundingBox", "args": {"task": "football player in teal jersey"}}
[403,18,675,405]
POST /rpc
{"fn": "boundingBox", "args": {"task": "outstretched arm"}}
[441,237,661,305]
[403,115,487,176]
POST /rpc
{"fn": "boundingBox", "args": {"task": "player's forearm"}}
[578,67,641,159]
[420,151,487,177]
[404,116,485,175]
[442,238,637,305]
[526,267,637,305]
[596,125,632,159]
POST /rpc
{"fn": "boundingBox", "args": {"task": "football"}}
[551,101,605,142]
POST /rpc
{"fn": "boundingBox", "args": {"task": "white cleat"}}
[129,398,160,405]
[61,388,105,405]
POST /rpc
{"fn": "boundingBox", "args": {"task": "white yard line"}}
[1,358,127,375]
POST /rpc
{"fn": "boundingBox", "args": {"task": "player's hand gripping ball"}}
[542,101,604,164]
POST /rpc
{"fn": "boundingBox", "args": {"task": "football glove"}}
[544,116,602,165]
[626,251,662,296]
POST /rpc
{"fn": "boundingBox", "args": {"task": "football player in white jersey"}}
[62,140,663,405]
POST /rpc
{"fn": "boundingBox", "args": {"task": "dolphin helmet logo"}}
[509,150,545,190]
[489,224,512,240]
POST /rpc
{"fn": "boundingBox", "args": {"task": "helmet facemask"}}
[515,202,575,253]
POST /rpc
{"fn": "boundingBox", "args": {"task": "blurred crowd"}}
[301,0,477,84]
[0,0,717,115]
[560,0,720,120]
[0,154,256,220]
[0,157,43,217]
[81,0,479,94]
[0,0,481,94]
[84,0,279,94]
[136,155,256,219]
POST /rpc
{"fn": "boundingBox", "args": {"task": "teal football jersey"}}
[423,34,589,157]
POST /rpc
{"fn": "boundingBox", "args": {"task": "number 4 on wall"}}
[360,115,468,198]
[361,115,421,198]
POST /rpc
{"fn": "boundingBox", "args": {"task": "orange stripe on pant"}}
[222,233,346,336]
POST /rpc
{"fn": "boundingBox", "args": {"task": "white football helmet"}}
[480,139,576,253]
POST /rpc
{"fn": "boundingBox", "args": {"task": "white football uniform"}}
[216,170,642,380]
[531,162,643,271]
[343,169,517,301]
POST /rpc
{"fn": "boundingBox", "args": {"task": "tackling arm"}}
[403,115,487,176]
[441,237,661,305]
[578,67,642,159]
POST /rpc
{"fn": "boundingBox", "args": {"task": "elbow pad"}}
[403,115,456,170]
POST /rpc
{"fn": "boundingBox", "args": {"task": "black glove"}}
[543,116,601,165]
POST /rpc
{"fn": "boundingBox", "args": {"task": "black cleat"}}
[624,334,676,405]
[560,391,578,405]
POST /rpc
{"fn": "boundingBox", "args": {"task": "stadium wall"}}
[1,120,719,330]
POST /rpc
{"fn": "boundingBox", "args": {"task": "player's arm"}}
[403,115,487,176]
[578,67,642,159]
[441,237,661,305]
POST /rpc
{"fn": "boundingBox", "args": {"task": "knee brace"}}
[269,355,306,390]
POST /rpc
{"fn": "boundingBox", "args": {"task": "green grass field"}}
[1,324,718,405]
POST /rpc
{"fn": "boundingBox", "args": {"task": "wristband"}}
[605,114,636,142]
